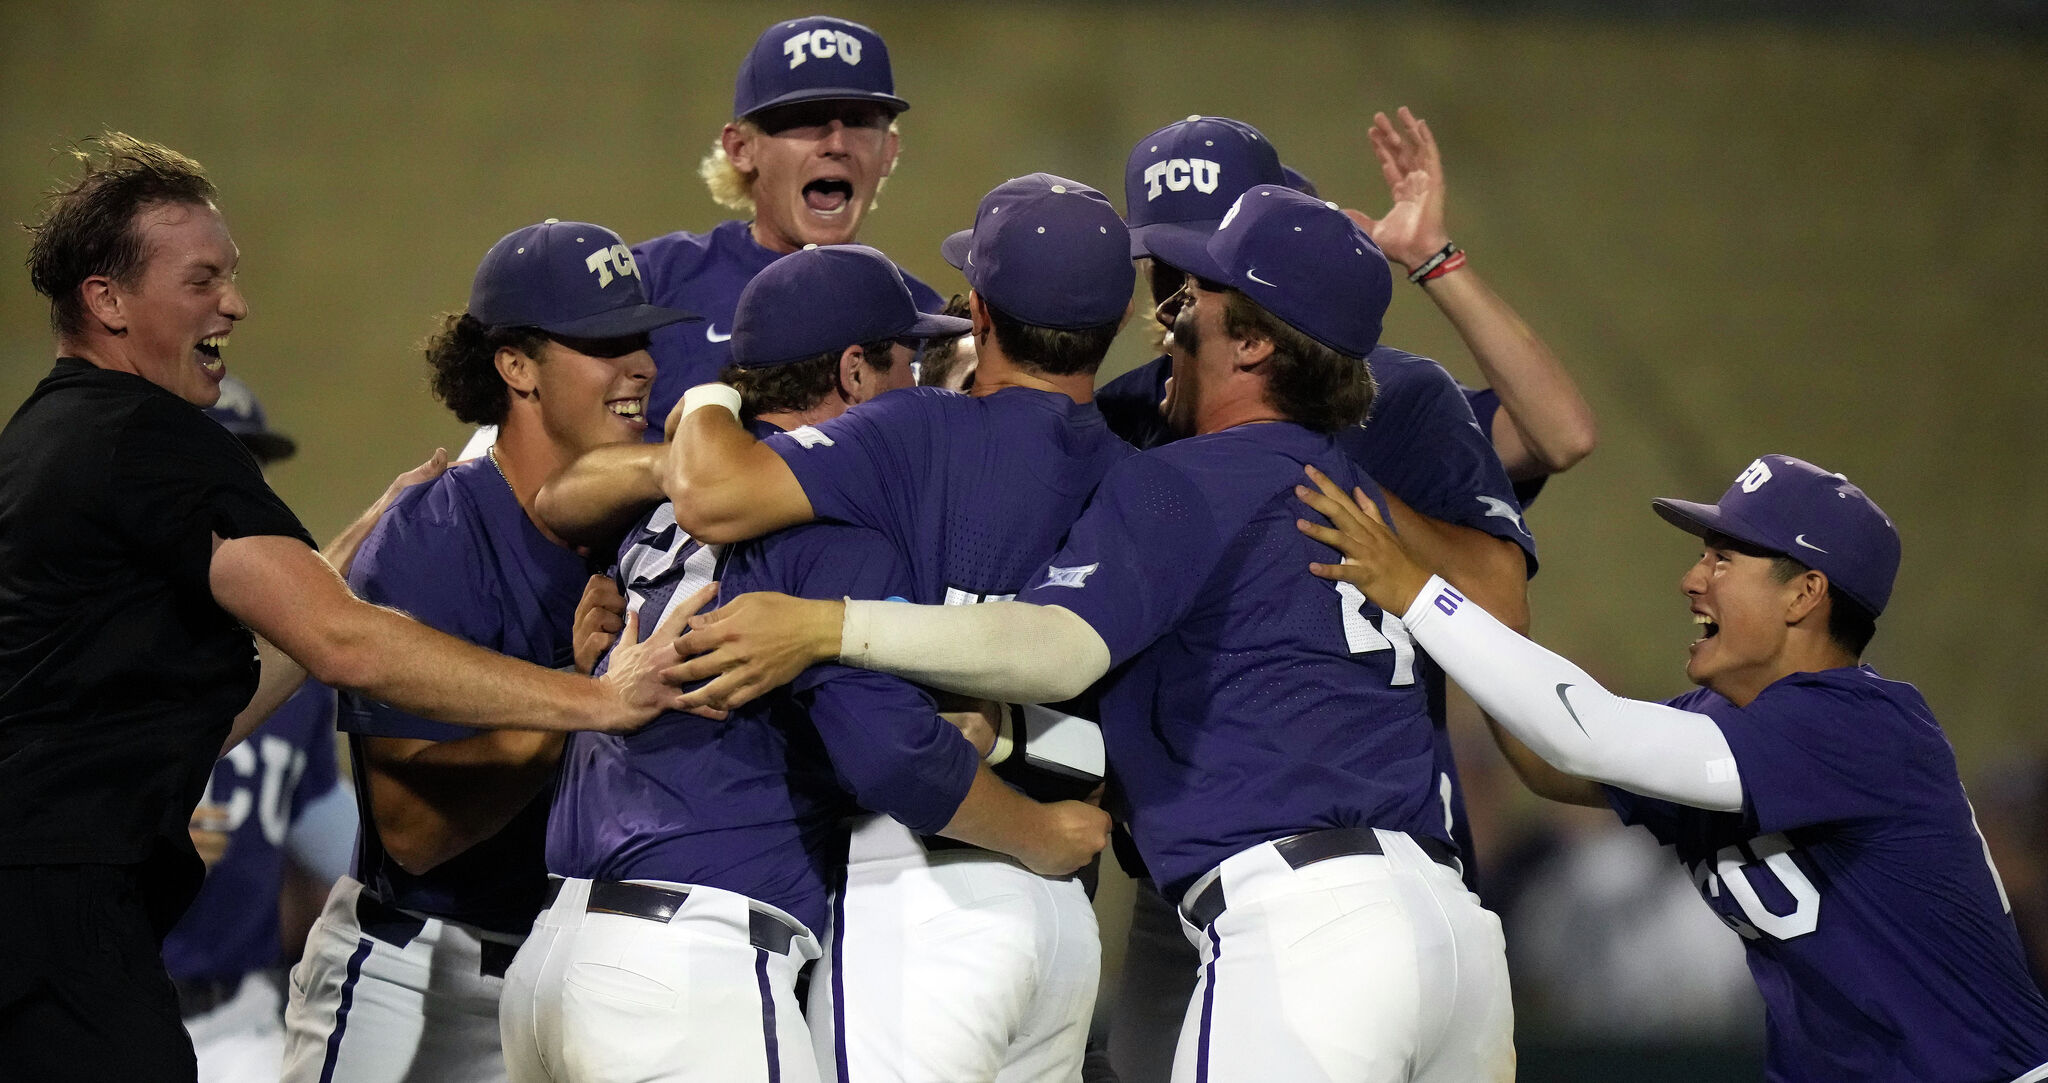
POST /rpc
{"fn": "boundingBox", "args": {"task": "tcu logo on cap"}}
[1734,457,1773,493]
[783,28,863,68]
[1143,158,1221,200]
[585,244,639,289]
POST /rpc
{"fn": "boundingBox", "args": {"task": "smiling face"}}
[730,100,899,252]
[516,333,657,456]
[100,201,246,406]
[1680,537,1805,701]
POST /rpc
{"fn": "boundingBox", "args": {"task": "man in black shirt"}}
[0,134,700,1082]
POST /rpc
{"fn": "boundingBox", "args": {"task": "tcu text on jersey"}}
[1144,157,1220,200]
[204,733,307,848]
[783,27,862,67]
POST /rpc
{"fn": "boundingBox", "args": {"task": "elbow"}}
[1531,421,1599,475]
[666,477,743,545]
[297,605,386,692]
[380,830,452,876]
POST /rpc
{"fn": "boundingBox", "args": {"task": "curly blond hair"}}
[698,118,900,214]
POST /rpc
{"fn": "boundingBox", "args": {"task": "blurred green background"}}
[5,1,2045,1074]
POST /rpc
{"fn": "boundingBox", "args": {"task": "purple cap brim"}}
[1651,497,1777,554]
[1141,226,1229,284]
[1129,220,1220,262]
[537,302,701,339]
[940,228,973,270]
[904,311,972,339]
[744,88,909,118]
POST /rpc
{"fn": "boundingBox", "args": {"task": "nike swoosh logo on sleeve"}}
[1556,683,1592,737]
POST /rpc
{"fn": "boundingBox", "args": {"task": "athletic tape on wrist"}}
[681,383,743,420]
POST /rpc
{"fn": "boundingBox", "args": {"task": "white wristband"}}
[681,383,742,420]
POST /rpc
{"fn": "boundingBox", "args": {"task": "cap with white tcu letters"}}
[733,16,908,119]
[469,220,699,338]
[1652,454,1902,615]
[1123,115,1284,261]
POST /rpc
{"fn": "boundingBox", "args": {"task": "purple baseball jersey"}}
[635,220,944,424]
[339,458,588,935]
[1019,422,1445,899]
[767,386,1133,602]
[546,495,980,934]
[1606,666,2048,1081]
[1098,349,1532,892]
[162,681,341,982]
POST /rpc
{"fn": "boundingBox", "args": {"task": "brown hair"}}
[24,132,217,336]
[720,337,897,422]
[1222,291,1374,434]
[421,313,548,426]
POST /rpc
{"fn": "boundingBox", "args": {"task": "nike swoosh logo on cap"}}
[1245,269,1277,288]
[1555,683,1591,737]
[706,325,732,343]
[1793,534,1828,553]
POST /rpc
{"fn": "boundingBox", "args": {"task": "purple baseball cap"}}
[1124,116,1284,261]
[469,220,698,338]
[204,375,295,463]
[733,16,907,119]
[940,174,1133,331]
[1653,454,1902,615]
[1145,185,1392,359]
[731,244,969,369]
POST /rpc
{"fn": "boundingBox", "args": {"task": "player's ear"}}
[1783,568,1830,627]
[495,345,541,398]
[79,275,125,335]
[837,344,866,402]
[967,292,992,339]
[879,123,901,178]
[722,122,758,175]
[1232,332,1275,373]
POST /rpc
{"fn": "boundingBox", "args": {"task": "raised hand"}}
[1293,464,1435,616]
[671,591,845,712]
[1344,107,1450,273]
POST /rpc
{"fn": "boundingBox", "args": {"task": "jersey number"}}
[1335,581,1416,686]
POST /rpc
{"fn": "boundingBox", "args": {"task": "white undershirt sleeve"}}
[1400,575,1745,812]
[839,600,1112,705]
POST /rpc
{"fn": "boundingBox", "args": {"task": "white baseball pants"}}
[499,877,821,1083]
[1170,830,1514,1083]
[280,877,517,1083]
[807,815,1100,1083]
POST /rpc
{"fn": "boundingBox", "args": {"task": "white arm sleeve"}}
[840,600,1112,704]
[284,782,360,884]
[1401,576,1745,812]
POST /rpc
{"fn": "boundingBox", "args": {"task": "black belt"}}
[1181,829,1462,930]
[545,879,799,956]
[354,891,521,978]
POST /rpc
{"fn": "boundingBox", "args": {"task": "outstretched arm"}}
[1349,107,1597,481]
[664,388,814,544]
[668,591,1111,712]
[1295,467,1740,812]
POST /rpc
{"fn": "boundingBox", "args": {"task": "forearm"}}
[840,600,1111,704]
[223,637,309,754]
[1383,495,1528,632]
[537,443,666,548]
[1399,575,1742,811]
[322,603,617,733]
[1481,714,1607,808]
[1423,269,1596,477]
[667,397,813,544]
[361,731,563,873]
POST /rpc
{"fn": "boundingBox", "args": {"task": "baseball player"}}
[167,378,361,1083]
[684,188,1518,1081]
[661,175,1135,1081]
[634,15,944,423]
[1300,454,2048,1081]
[501,242,1107,1083]
[280,220,697,1083]
[1097,114,1540,1080]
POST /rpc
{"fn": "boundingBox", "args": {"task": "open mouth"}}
[803,178,854,215]
[607,399,646,424]
[1692,612,1719,643]
[197,335,227,374]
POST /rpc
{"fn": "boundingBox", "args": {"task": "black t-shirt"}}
[0,358,314,922]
